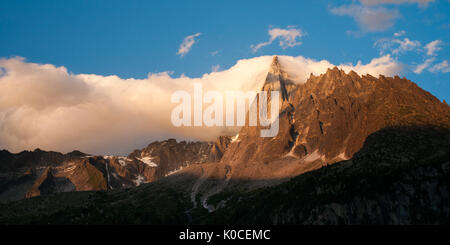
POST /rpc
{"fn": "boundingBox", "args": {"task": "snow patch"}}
[64,165,77,172]
[336,152,348,160]
[303,150,324,163]
[284,142,300,159]
[112,173,119,179]
[117,156,131,166]
[165,166,184,177]
[105,162,113,189]
[231,133,240,143]
[137,156,158,167]
[133,175,146,186]
[284,150,299,159]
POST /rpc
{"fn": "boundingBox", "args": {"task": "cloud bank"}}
[0,55,401,155]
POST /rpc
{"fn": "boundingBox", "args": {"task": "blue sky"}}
[0,0,449,101]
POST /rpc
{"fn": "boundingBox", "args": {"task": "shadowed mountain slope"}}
[0,138,229,202]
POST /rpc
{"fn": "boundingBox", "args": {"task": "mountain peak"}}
[325,66,346,76]
[268,56,281,75]
[262,56,295,102]
[267,56,289,80]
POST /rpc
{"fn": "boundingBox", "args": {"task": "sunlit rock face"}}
[220,55,450,181]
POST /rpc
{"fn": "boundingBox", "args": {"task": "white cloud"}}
[330,5,399,32]
[251,27,304,52]
[392,38,421,54]
[424,40,443,56]
[375,36,446,74]
[359,0,435,6]
[413,57,435,74]
[332,0,435,33]
[429,60,450,73]
[375,37,421,55]
[177,33,201,57]
[338,54,403,76]
[210,50,219,56]
[375,38,394,54]
[394,30,406,36]
[0,55,402,155]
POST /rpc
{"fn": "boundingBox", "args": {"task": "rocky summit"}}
[0,56,449,225]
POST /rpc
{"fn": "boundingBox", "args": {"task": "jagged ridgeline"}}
[0,56,449,224]
[0,138,231,203]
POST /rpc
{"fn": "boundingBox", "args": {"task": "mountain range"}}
[0,56,449,224]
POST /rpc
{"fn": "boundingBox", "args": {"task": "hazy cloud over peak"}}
[0,55,401,155]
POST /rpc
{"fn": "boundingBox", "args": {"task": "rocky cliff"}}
[220,56,450,181]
